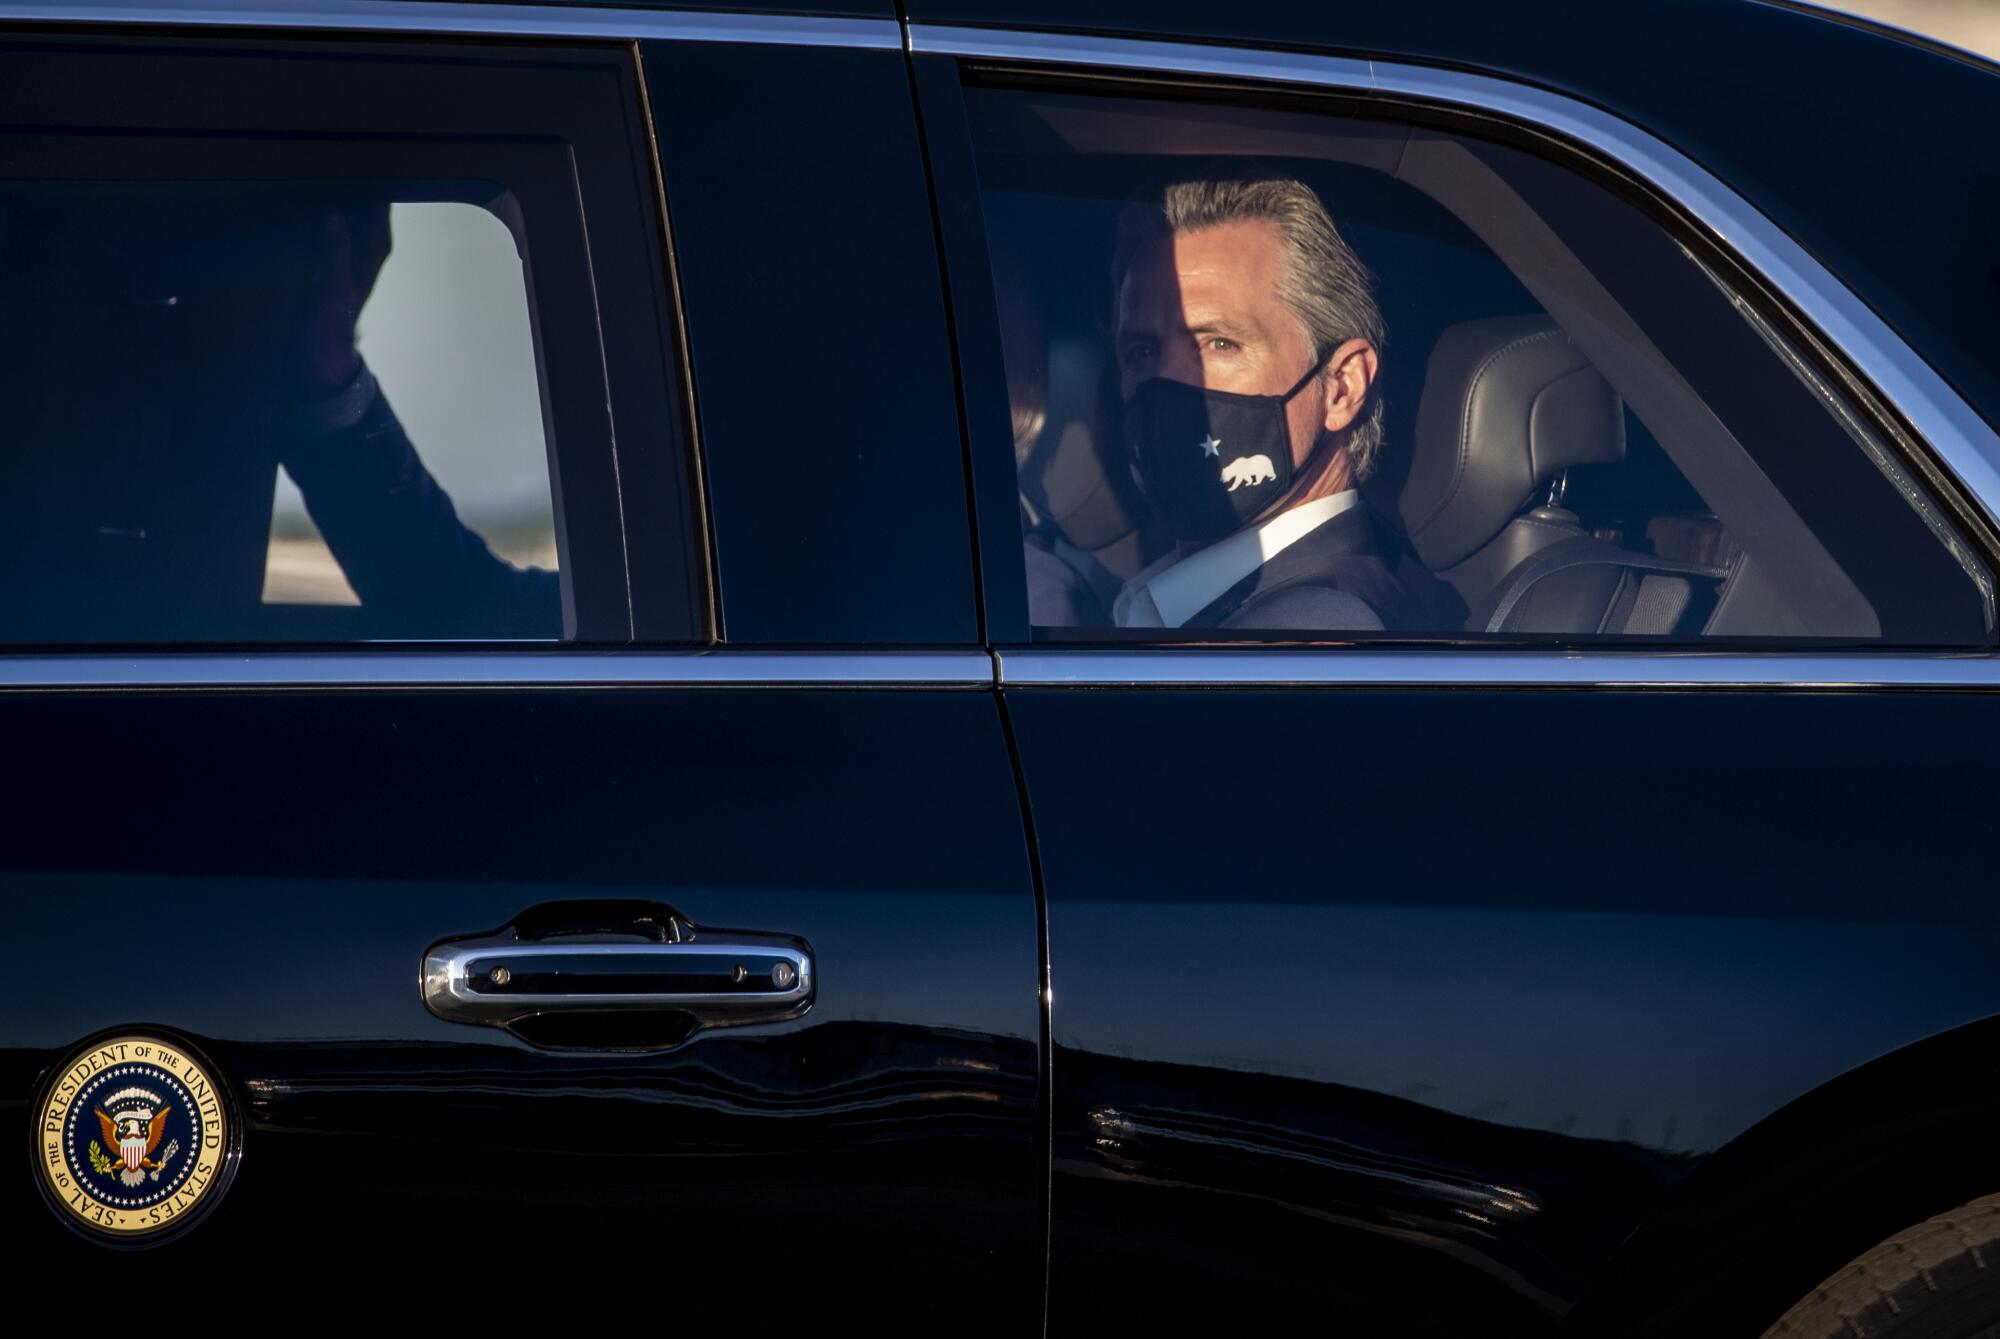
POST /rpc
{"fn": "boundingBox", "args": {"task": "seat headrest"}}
[1392,316,1625,571]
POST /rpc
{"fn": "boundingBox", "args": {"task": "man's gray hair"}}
[1113,174,1387,483]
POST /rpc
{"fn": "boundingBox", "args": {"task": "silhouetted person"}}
[0,188,558,641]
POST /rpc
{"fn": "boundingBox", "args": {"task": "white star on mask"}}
[1198,434,1222,458]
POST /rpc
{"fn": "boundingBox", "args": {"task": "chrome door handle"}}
[423,916,813,1033]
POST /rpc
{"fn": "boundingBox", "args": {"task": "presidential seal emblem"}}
[33,1032,238,1243]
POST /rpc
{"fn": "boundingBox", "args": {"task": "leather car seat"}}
[1378,316,1724,635]
[1020,336,1162,590]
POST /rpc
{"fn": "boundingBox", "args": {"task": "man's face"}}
[1115,218,1328,476]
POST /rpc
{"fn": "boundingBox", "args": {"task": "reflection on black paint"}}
[1054,1046,1694,1335]
[1,684,1040,1320]
[1017,688,2000,1335]
[8,1022,1039,1313]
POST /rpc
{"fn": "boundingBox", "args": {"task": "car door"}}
[913,27,2000,1338]
[1,11,1042,1320]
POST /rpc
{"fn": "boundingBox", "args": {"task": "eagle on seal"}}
[97,1101,172,1187]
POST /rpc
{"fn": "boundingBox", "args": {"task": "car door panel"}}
[1,8,1046,1312]
[3,683,1041,1312]
[1008,686,2000,1335]
[908,14,2000,1327]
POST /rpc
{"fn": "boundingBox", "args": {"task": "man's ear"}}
[1319,338,1379,433]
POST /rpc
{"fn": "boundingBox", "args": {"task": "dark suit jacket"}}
[284,384,562,638]
[1182,503,1464,633]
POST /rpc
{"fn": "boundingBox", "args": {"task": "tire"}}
[1763,1193,2000,1339]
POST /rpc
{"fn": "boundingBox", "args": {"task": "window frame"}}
[910,35,2000,656]
[0,25,708,647]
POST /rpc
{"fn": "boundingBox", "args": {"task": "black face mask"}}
[1124,357,1331,543]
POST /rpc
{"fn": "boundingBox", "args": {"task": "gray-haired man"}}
[1109,174,1448,632]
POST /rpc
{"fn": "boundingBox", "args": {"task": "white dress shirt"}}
[1112,490,1366,629]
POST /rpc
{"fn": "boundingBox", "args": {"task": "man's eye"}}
[1206,337,1237,352]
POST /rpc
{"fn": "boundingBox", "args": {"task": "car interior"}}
[971,86,1995,645]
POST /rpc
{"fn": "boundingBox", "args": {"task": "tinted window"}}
[965,85,1993,646]
[0,34,700,644]
[5,183,562,640]
[266,201,556,613]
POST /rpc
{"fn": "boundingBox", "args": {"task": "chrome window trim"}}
[0,0,901,47]
[4,648,1997,691]
[0,650,994,690]
[906,24,2000,542]
[7,647,1992,691]
[999,648,2000,690]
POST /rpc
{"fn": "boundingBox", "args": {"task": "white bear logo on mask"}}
[1218,453,1278,492]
